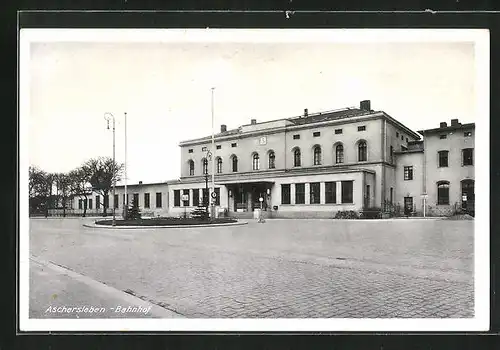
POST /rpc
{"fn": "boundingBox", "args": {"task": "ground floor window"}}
[193,189,200,206]
[156,192,162,208]
[325,182,336,204]
[341,181,353,204]
[174,190,181,207]
[310,182,320,204]
[215,188,220,205]
[114,195,119,209]
[437,181,450,205]
[96,195,100,209]
[202,188,209,207]
[281,184,291,204]
[104,195,109,209]
[88,198,93,210]
[133,193,139,207]
[78,199,83,209]
[295,183,305,204]
[144,193,150,208]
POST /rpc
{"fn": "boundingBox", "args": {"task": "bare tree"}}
[29,166,55,217]
[54,173,72,217]
[83,157,124,217]
[68,167,92,218]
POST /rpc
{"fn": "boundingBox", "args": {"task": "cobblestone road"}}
[29,218,474,318]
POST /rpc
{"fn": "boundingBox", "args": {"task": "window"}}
[462,148,473,166]
[401,135,404,141]
[217,157,223,173]
[281,184,291,204]
[390,146,394,163]
[358,141,367,162]
[310,182,320,204]
[114,194,119,209]
[293,134,300,140]
[295,183,305,204]
[88,198,93,210]
[202,158,208,174]
[193,189,199,206]
[464,131,472,137]
[404,166,413,180]
[252,153,260,170]
[96,195,100,209]
[390,187,393,205]
[313,131,320,137]
[335,129,343,134]
[335,144,344,164]
[437,181,450,205]
[189,160,195,176]
[202,146,207,151]
[325,182,336,204]
[216,145,221,150]
[231,143,237,148]
[174,190,181,207]
[358,125,366,131]
[313,146,322,165]
[78,199,82,209]
[144,193,150,208]
[215,188,220,205]
[133,193,139,206]
[84,199,87,209]
[188,149,193,153]
[341,181,353,204]
[231,156,238,172]
[183,189,189,206]
[406,137,409,142]
[268,151,275,169]
[104,195,109,209]
[438,151,449,167]
[156,192,162,208]
[202,188,209,207]
[440,134,447,139]
[293,148,301,167]
[396,132,399,137]
[123,194,129,206]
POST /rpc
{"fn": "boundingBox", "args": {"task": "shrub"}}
[334,210,359,220]
[126,196,141,220]
[360,207,382,219]
[191,205,209,220]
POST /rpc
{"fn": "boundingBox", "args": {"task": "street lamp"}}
[210,87,216,219]
[204,149,212,219]
[104,112,116,227]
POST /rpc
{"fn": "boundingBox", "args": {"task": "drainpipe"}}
[422,134,427,217]
[381,118,387,209]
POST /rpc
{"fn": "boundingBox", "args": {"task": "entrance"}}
[461,179,475,215]
[404,197,413,216]
[251,184,268,211]
[227,182,273,212]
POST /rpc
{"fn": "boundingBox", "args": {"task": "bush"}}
[126,196,141,220]
[334,210,359,220]
[360,207,382,219]
[191,205,209,220]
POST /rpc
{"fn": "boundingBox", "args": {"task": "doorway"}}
[461,179,475,215]
[404,197,413,216]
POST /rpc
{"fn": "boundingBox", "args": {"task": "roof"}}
[418,122,475,135]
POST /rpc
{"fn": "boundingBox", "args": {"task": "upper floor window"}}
[216,145,221,150]
[293,134,300,140]
[464,131,472,137]
[404,166,413,180]
[313,146,321,165]
[232,156,238,172]
[293,148,301,167]
[313,131,320,137]
[216,157,223,173]
[268,151,275,169]
[437,181,450,205]
[440,134,447,139]
[358,141,367,162]
[202,158,208,174]
[335,144,344,164]
[406,137,409,142]
[252,153,260,170]
[202,146,207,151]
[188,160,195,176]
[438,150,449,167]
[401,135,404,141]
[396,132,399,137]
[462,148,473,166]
[188,149,193,153]
[358,125,366,132]
[231,143,237,148]
[335,129,343,134]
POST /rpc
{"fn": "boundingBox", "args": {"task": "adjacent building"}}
[62,100,475,218]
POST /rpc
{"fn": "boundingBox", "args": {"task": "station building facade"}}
[66,100,475,218]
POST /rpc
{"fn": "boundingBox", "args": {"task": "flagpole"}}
[124,112,128,218]
[211,87,216,219]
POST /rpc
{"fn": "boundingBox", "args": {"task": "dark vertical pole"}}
[205,173,209,218]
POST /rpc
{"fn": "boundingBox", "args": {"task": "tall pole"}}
[210,87,216,219]
[112,117,116,226]
[124,111,128,218]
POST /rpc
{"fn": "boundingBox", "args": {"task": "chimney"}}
[360,100,371,111]
[220,124,227,132]
[450,119,460,126]
[439,122,447,128]
[250,119,257,125]
[304,108,308,117]
[139,181,143,185]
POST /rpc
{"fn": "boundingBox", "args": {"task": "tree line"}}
[29,157,124,217]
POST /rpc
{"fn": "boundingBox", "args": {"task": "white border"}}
[19,28,490,332]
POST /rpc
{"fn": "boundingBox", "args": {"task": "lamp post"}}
[104,112,116,227]
[204,149,212,219]
[124,112,128,219]
[210,87,216,219]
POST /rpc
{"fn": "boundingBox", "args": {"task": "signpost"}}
[421,193,428,217]
[181,194,189,218]
[258,197,265,223]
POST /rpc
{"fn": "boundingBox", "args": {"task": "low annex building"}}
[65,100,475,218]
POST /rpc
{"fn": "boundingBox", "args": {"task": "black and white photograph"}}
[19,28,489,332]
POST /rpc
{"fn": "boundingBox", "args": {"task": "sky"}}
[26,30,480,185]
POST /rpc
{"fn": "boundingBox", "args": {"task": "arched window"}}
[358,141,367,162]
[294,148,301,167]
[202,158,208,175]
[216,157,222,173]
[252,153,260,170]
[313,146,322,165]
[437,181,450,205]
[268,151,275,169]
[232,156,238,172]
[188,160,195,176]
[335,144,344,164]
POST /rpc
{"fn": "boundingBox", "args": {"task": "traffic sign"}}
[211,192,217,199]
[181,194,189,201]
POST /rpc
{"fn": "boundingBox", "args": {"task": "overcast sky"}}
[26,30,479,185]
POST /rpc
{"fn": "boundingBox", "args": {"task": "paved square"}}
[29,218,474,318]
